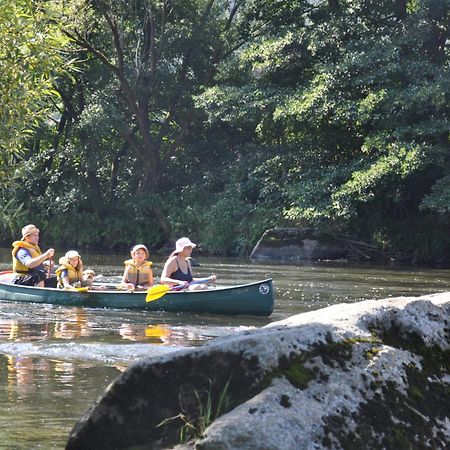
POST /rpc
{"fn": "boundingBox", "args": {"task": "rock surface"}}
[66,293,450,450]
[250,228,348,261]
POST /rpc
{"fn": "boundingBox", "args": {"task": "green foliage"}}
[200,183,269,255]
[421,174,450,213]
[0,198,26,241]
[198,0,450,258]
[1,0,449,260]
[0,0,78,156]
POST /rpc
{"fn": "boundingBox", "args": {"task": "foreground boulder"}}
[66,293,450,450]
[250,228,348,261]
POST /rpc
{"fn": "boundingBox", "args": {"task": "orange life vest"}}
[124,259,153,286]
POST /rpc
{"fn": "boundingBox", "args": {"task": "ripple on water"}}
[0,341,186,365]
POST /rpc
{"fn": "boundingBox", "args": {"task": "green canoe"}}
[0,279,274,316]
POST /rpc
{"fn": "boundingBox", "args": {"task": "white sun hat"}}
[175,237,196,253]
[65,250,81,259]
[131,244,149,257]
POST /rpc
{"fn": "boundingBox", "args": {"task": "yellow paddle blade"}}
[63,286,89,292]
[146,284,170,302]
[76,287,89,292]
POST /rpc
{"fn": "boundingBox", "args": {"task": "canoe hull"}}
[0,279,274,316]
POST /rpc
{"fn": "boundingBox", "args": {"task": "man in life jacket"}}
[11,224,57,287]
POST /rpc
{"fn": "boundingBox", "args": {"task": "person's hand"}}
[209,274,217,283]
[118,282,135,292]
[63,285,77,291]
[136,285,148,291]
[45,248,55,259]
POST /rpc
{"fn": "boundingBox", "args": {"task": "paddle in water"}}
[146,278,210,302]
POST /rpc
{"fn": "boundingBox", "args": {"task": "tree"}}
[197,0,450,257]
[0,0,78,238]
[0,0,76,159]
[61,0,257,237]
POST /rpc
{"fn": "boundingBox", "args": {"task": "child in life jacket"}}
[119,244,154,291]
[55,250,91,290]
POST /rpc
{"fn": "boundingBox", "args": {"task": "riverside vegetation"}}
[1,0,449,261]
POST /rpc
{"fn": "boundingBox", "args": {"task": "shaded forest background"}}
[0,0,449,261]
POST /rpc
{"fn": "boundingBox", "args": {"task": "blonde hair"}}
[58,256,84,279]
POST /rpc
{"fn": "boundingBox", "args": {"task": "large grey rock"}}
[250,228,348,261]
[66,293,450,450]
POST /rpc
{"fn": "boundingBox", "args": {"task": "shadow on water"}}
[0,249,449,448]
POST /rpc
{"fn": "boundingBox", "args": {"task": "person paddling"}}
[119,244,154,291]
[11,224,57,288]
[160,237,216,290]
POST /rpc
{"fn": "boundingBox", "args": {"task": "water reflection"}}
[0,313,91,342]
[54,309,90,340]
[7,356,37,397]
[119,323,170,343]
[0,319,53,342]
[0,314,219,348]
[0,353,121,448]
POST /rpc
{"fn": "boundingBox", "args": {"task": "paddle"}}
[47,257,53,278]
[63,286,89,292]
[146,278,210,303]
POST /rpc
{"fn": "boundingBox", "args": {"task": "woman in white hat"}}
[160,237,216,290]
[55,250,86,290]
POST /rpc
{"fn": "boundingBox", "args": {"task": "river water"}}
[0,249,449,449]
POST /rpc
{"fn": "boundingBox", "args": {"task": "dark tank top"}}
[170,258,193,282]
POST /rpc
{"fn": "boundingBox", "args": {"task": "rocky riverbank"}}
[66,293,450,450]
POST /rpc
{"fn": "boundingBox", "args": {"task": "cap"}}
[131,244,149,257]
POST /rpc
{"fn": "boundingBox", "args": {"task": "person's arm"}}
[160,257,183,286]
[192,275,216,283]
[119,266,134,290]
[26,248,54,269]
[188,260,216,283]
[60,270,75,289]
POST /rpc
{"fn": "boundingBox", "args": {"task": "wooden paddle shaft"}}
[47,257,53,278]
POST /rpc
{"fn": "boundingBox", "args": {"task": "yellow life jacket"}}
[12,241,42,274]
[124,259,153,286]
[55,257,83,288]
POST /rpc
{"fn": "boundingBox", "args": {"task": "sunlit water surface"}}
[0,248,449,448]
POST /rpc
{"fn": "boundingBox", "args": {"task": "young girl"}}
[160,237,216,290]
[55,250,85,290]
[120,244,154,290]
